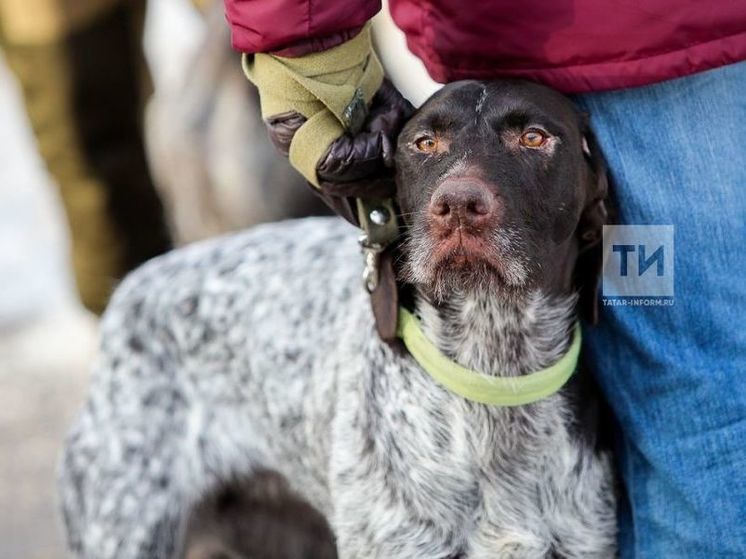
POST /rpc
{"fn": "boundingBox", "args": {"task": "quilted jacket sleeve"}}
[224,0,381,54]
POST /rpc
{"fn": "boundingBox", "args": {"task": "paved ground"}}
[0,311,97,559]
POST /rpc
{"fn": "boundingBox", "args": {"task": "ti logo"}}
[612,244,665,277]
[602,225,674,303]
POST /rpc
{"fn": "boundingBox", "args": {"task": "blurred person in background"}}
[225,1,746,557]
[0,0,171,314]
[0,0,328,314]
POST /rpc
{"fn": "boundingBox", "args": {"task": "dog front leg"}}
[330,438,465,559]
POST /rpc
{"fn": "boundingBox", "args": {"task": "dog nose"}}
[429,179,498,229]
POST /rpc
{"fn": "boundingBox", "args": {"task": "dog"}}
[59,80,616,559]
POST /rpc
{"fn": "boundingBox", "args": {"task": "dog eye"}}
[519,129,549,148]
[414,135,439,153]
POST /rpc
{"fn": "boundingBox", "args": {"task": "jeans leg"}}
[575,62,746,558]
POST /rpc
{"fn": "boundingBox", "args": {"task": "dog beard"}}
[401,223,536,304]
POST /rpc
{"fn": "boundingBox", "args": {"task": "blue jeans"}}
[574,62,746,557]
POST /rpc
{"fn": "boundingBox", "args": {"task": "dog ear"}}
[574,127,609,325]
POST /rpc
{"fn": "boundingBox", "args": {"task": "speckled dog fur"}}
[60,81,617,559]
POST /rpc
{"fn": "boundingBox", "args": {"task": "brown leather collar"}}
[370,246,399,342]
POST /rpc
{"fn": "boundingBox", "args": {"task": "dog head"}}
[395,80,608,320]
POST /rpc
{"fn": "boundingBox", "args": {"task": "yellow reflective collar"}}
[396,308,581,406]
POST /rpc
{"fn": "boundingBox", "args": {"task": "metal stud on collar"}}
[368,206,391,226]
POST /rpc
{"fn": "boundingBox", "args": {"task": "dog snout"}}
[429,179,499,231]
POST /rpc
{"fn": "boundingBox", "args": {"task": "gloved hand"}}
[243,25,414,201]
[266,79,413,199]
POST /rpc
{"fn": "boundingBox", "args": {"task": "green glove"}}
[242,24,384,187]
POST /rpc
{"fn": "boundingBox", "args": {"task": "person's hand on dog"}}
[266,79,414,200]
[242,25,414,202]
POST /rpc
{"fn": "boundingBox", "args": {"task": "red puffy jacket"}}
[224,0,746,93]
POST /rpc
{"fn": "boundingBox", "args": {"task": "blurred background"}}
[0,0,325,556]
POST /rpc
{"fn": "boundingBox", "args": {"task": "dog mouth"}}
[402,222,532,299]
[431,230,500,271]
